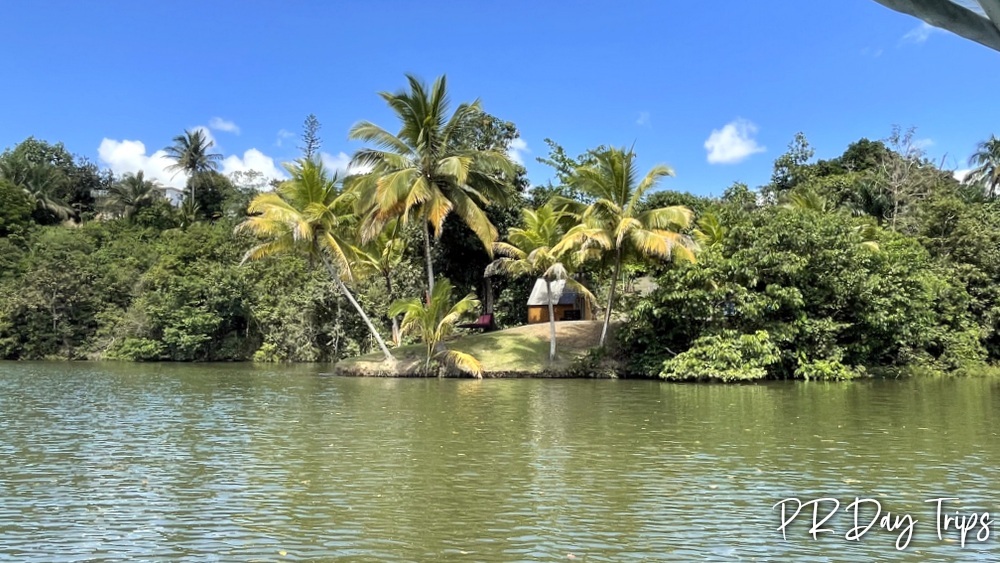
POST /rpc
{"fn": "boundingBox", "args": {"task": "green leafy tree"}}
[767,132,815,199]
[0,178,34,235]
[389,277,482,377]
[558,146,697,347]
[966,135,1000,198]
[621,206,981,378]
[0,137,105,216]
[486,205,593,362]
[236,159,394,362]
[189,171,237,219]
[347,74,516,293]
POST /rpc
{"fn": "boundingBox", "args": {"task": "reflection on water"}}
[1,362,999,561]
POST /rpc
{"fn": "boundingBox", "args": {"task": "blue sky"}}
[2,1,998,195]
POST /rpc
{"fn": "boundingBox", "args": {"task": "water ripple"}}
[0,365,998,561]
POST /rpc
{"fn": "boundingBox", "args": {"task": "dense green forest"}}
[2,75,1000,381]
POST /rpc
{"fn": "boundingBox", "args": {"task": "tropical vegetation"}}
[3,75,1000,382]
[486,204,592,362]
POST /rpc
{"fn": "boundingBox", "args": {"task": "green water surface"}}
[1,362,998,561]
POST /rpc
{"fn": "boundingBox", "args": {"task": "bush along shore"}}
[3,78,1000,381]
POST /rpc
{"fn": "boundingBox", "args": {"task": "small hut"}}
[526,279,594,324]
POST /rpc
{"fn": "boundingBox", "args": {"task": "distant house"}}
[162,187,185,205]
[526,278,594,324]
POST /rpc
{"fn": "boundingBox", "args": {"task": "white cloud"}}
[913,137,934,150]
[954,168,973,182]
[221,148,286,182]
[320,151,372,177]
[275,129,295,147]
[636,111,651,126]
[320,151,351,175]
[902,22,941,44]
[861,47,884,58]
[507,138,529,165]
[97,138,186,189]
[704,119,766,164]
[100,133,287,190]
[208,117,240,135]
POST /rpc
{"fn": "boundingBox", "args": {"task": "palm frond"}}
[438,349,483,378]
[348,122,414,156]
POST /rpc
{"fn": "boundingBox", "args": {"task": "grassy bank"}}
[332,320,613,377]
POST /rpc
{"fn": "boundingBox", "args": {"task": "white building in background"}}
[162,187,185,205]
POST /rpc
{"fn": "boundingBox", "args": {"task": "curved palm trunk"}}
[321,256,394,362]
[422,219,436,295]
[385,273,401,346]
[599,251,622,348]
[546,279,557,363]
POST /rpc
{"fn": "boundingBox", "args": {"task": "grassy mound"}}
[333,320,610,377]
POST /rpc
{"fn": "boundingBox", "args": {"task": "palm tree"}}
[0,156,73,221]
[353,218,407,346]
[102,170,162,220]
[389,277,483,377]
[967,135,1000,198]
[693,212,726,249]
[848,182,893,223]
[782,187,830,212]
[347,74,516,294]
[178,198,201,228]
[22,165,73,221]
[486,205,594,362]
[557,146,697,347]
[164,129,222,205]
[236,159,394,362]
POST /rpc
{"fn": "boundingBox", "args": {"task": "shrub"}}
[660,330,780,382]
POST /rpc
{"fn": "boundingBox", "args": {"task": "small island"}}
[2,76,1000,382]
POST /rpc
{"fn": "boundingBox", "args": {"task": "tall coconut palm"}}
[164,129,222,205]
[557,146,697,347]
[236,159,394,362]
[967,135,1000,198]
[102,170,162,220]
[486,204,594,362]
[347,74,516,294]
[389,277,483,377]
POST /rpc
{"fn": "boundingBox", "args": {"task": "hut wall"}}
[527,304,576,324]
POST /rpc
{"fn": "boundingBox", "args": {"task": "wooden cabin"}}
[526,279,594,324]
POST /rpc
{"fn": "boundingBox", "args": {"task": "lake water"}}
[1,363,999,561]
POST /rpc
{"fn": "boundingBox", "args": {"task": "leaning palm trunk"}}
[546,279,557,362]
[600,252,623,348]
[321,255,394,362]
[385,274,401,346]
